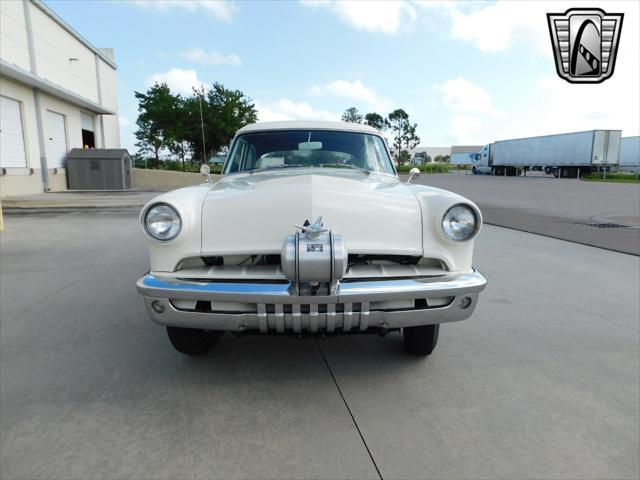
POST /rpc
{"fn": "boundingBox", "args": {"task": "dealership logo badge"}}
[547,8,623,84]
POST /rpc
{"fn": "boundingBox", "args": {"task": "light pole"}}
[198,86,207,166]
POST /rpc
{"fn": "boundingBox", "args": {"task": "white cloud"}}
[146,68,203,95]
[256,99,340,122]
[132,0,237,23]
[448,115,483,144]
[183,48,242,66]
[118,116,130,129]
[311,79,391,112]
[300,0,416,34]
[439,77,499,115]
[437,76,503,143]
[444,1,551,54]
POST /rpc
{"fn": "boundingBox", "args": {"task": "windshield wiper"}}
[249,164,304,174]
[318,163,370,175]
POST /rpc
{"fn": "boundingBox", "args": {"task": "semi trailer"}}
[451,145,482,165]
[472,130,622,178]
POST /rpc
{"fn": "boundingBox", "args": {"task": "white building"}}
[619,136,639,173]
[0,0,120,196]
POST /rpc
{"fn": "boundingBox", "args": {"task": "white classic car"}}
[136,121,486,356]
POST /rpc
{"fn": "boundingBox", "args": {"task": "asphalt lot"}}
[1,212,638,479]
[413,173,640,255]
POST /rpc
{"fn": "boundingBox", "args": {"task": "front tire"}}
[166,327,223,355]
[403,324,439,356]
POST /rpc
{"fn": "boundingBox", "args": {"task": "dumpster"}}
[66,149,131,190]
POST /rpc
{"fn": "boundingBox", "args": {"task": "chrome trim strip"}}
[258,304,267,333]
[360,302,370,331]
[327,304,336,332]
[137,270,486,305]
[275,304,285,333]
[292,304,301,333]
[310,304,319,333]
[343,303,353,332]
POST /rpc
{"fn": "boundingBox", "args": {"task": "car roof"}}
[236,121,381,135]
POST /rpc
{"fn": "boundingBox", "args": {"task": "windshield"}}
[223,130,395,175]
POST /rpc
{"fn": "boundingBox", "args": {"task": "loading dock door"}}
[46,111,67,168]
[80,112,95,148]
[0,96,27,168]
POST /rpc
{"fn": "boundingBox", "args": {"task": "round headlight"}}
[145,203,181,241]
[442,205,477,241]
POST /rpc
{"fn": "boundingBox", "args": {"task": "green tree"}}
[387,109,420,162]
[134,83,177,163]
[364,112,386,131]
[342,107,363,123]
[186,83,258,163]
[134,82,257,168]
[403,123,420,152]
[399,150,411,164]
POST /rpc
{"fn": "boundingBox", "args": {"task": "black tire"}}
[166,327,223,355]
[553,168,560,178]
[544,166,551,175]
[471,166,477,174]
[403,324,439,356]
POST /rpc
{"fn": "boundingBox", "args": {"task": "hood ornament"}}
[294,216,327,239]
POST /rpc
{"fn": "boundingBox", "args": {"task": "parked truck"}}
[451,145,482,165]
[472,130,622,178]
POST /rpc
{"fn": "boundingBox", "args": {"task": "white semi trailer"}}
[472,130,622,178]
[450,145,482,165]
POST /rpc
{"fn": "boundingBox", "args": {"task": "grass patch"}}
[397,164,469,174]
[582,172,640,184]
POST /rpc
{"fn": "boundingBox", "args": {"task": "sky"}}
[46,0,640,152]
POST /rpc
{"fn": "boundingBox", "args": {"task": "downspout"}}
[23,0,50,191]
[94,53,106,148]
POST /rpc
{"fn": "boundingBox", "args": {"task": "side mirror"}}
[407,167,420,184]
[200,164,212,183]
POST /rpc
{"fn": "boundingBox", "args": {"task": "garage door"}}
[0,96,27,168]
[46,110,67,168]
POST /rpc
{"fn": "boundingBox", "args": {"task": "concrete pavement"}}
[1,212,638,479]
[412,173,640,255]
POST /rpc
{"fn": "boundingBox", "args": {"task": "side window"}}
[226,139,248,173]
[244,144,257,170]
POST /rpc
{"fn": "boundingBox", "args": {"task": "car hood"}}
[201,169,423,256]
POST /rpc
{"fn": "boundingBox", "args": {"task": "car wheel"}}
[166,327,223,355]
[403,324,439,356]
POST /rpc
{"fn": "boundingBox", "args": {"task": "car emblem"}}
[547,8,624,84]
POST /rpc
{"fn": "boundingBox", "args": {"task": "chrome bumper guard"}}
[136,270,487,333]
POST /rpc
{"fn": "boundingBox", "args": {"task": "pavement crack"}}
[314,339,383,480]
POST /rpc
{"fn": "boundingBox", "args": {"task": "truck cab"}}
[472,144,493,174]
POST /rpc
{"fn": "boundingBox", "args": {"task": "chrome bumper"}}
[136,270,487,333]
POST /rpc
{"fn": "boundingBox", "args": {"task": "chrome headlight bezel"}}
[143,203,182,242]
[441,203,479,242]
